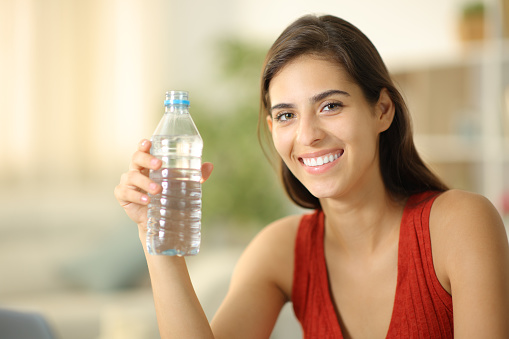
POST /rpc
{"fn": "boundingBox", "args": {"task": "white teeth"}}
[302,152,341,167]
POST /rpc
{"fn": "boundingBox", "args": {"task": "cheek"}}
[345,114,379,142]
[271,129,292,159]
[347,121,380,159]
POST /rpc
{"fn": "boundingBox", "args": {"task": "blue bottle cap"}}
[165,91,190,106]
[164,99,190,106]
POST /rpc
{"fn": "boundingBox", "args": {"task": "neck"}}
[320,185,406,259]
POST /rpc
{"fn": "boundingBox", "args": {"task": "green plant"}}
[462,2,485,19]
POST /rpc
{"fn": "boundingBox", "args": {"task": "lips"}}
[299,150,344,167]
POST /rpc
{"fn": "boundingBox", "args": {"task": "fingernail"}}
[141,195,148,203]
[141,139,148,147]
[149,183,158,192]
[150,158,160,167]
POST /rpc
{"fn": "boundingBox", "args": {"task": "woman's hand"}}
[114,139,213,230]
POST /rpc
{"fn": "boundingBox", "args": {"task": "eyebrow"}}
[311,89,350,103]
[270,89,350,115]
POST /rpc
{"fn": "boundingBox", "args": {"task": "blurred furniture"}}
[0,308,56,339]
[390,0,509,218]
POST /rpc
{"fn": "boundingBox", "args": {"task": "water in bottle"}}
[146,91,203,256]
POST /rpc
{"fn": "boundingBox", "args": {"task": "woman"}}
[114,15,509,338]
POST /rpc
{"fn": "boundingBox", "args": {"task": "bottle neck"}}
[165,105,189,114]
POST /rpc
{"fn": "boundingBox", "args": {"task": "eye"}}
[322,102,343,112]
[274,112,295,122]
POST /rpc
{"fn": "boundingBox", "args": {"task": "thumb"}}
[201,162,214,183]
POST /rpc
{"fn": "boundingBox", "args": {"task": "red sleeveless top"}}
[292,192,453,338]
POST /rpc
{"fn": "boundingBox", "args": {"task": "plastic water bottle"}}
[146,91,203,256]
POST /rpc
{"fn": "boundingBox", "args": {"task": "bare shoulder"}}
[211,213,304,337]
[432,190,509,335]
[432,189,503,222]
[430,189,507,244]
[252,213,303,247]
[228,213,304,301]
[429,189,509,327]
[211,214,307,337]
[239,213,304,265]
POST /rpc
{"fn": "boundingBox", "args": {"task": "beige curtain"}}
[0,0,174,186]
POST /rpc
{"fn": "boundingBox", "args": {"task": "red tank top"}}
[292,191,453,338]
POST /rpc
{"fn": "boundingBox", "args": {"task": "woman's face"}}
[267,54,393,200]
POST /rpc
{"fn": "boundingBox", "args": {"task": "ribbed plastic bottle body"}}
[146,92,203,256]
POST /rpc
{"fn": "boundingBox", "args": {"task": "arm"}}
[431,190,509,338]
[114,139,214,338]
[143,243,214,338]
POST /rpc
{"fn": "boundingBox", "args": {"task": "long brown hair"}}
[258,14,448,209]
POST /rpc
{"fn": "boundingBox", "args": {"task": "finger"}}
[139,139,151,152]
[200,162,214,184]
[129,139,156,171]
[116,169,162,204]
[122,170,161,196]
[129,149,162,172]
[114,181,151,206]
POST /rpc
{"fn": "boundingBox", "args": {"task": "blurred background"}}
[1,0,508,338]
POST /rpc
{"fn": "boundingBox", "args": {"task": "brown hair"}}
[258,14,448,209]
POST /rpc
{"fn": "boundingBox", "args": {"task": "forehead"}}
[268,54,357,101]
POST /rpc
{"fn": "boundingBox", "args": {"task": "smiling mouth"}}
[300,150,344,167]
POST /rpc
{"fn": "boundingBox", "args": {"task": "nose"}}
[296,114,324,146]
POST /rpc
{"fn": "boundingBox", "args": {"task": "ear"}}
[266,115,273,133]
[375,88,395,133]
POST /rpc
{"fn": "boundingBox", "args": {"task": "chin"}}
[305,185,339,200]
